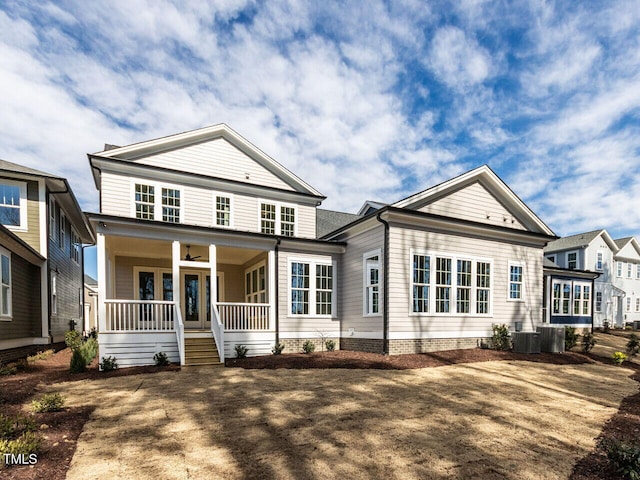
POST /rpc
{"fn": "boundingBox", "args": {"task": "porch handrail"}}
[104,300,175,331]
[210,303,225,363]
[217,302,271,331]
[175,303,185,366]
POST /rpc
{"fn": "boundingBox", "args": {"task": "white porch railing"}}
[210,303,225,363]
[217,302,271,331]
[104,300,175,331]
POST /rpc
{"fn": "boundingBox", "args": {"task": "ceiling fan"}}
[183,245,202,261]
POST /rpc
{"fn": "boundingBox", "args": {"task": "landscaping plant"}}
[31,393,65,413]
[582,332,596,353]
[302,340,315,354]
[0,413,40,467]
[67,330,99,373]
[491,324,511,351]
[627,334,640,357]
[601,438,640,480]
[234,344,248,359]
[325,339,336,352]
[271,343,285,355]
[564,326,579,351]
[100,356,119,371]
[613,351,628,365]
[153,352,170,366]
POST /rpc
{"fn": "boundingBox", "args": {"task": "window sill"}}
[363,313,382,318]
[409,313,494,318]
[0,315,13,322]
[4,225,27,233]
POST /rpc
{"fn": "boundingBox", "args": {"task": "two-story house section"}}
[0,159,94,363]
[87,124,345,366]
[613,237,640,326]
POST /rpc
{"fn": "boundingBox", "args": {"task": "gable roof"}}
[357,200,387,216]
[316,209,361,238]
[544,229,617,253]
[90,124,324,198]
[392,165,555,236]
[614,236,640,258]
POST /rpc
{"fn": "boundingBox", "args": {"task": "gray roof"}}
[316,209,360,238]
[84,274,97,286]
[544,229,603,253]
[0,158,61,179]
[615,237,633,249]
[543,258,559,268]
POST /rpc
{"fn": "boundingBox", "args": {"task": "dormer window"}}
[0,180,27,230]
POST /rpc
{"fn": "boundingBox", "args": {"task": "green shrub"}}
[0,431,41,465]
[87,327,98,340]
[302,340,315,354]
[613,351,628,365]
[604,321,611,333]
[582,332,596,353]
[0,361,16,376]
[601,438,640,480]
[100,356,118,371]
[31,393,65,413]
[627,334,640,357]
[64,330,82,352]
[234,344,248,359]
[271,343,285,355]
[70,338,98,373]
[491,324,511,351]
[0,414,35,440]
[153,352,170,366]
[565,326,579,351]
[325,339,336,352]
[27,349,54,364]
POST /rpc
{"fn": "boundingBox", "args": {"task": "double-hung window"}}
[637,264,640,280]
[627,297,632,312]
[628,263,633,279]
[552,281,591,316]
[364,252,380,315]
[0,248,11,318]
[58,211,66,252]
[595,291,603,312]
[617,262,623,277]
[509,263,524,300]
[410,251,492,315]
[161,188,180,223]
[135,184,155,220]
[70,227,80,264]
[134,182,181,223]
[49,198,56,240]
[260,202,296,236]
[596,252,603,271]
[215,195,232,227]
[636,298,640,313]
[0,180,27,230]
[567,251,577,270]
[290,259,335,316]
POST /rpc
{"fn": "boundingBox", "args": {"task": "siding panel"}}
[0,254,41,340]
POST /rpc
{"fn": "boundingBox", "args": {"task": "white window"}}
[51,271,57,315]
[637,264,640,280]
[552,281,571,315]
[628,263,633,279]
[260,201,296,236]
[49,198,56,240]
[0,180,27,230]
[70,227,80,264]
[627,297,632,312]
[509,262,524,301]
[215,195,232,227]
[617,261,623,277]
[410,250,492,315]
[636,298,640,313]
[596,251,603,271]
[245,262,266,303]
[573,283,591,316]
[552,280,591,316]
[161,188,180,223]
[595,291,603,313]
[135,183,155,220]
[289,259,335,316]
[0,248,11,318]
[364,251,380,316]
[567,251,577,270]
[58,211,66,251]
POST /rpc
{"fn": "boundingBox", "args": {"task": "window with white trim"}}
[596,251,603,271]
[364,252,380,315]
[161,188,180,223]
[49,198,56,240]
[58,211,66,251]
[627,297,632,312]
[289,259,335,316]
[0,180,27,229]
[552,281,571,315]
[636,297,640,313]
[617,262,623,277]
[215,195,232,227]
[410,251,492,315]
[135,183,155,220]
[574,284,591,316]
[595,291,602,313]
[134,182,182,223]
[0,248,11,318]
[260,202,296,236]
[637,264,640,280]
[552,280,591,316]
[70,227,80,264]
[51,271,57,315]
[245,262,266,303]
[567,251,577,270]
[509,263,524,300]
[628,263,633,279]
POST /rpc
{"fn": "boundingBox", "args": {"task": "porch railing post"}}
[97,233,107,333]
[268,249,276,332]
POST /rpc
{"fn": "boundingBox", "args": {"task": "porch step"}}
[184,335,223,367]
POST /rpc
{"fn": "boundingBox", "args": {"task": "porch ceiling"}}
[106,236,262,265]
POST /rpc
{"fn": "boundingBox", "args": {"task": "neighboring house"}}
[542,258,599,331]
[87,124,557,366]
[544,230,640,328]
[0,159,94,363]
[84,274,98,335]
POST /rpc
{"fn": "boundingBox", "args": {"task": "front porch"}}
[96,231,278,367]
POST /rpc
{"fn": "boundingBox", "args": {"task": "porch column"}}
[97,233,106,332]
[172,241,181,312]
[268,249,276,331]
[209,244,217,306]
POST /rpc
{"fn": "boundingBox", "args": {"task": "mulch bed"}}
[2,346,638,479]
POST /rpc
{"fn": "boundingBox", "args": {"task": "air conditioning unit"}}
[511,332,541,354]
[536,326,565,353]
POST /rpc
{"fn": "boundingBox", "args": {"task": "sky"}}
[1,0,640,279]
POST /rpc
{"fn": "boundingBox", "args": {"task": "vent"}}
[511,332,541,354]
[536,326,565,353]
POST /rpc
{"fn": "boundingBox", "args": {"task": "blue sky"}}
[1,1,640,278]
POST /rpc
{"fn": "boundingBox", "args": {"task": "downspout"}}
[376,211,390,355]
[275,238,281,345]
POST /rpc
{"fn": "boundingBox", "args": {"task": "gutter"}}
[376,212,390,355]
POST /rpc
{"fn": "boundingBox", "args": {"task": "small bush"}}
[627,334,640,357]
[604,321,611,333]
[0,431,41,465]
[0,361,16,376]
[64,330,82,352]
[234,344,248,359]
[613,351,628,365]
[70,338,99,373]
[271,343,285,355]
[100,356,118,371]
[31,393,65,413]
[565,326,580,351]
[302,340,315,354]
[87,327,98,340]
[582,332,596,353]
[27,349,54,364]
[491,324,511,351]
[325,339,336,352]
[153,352,170,366]
[601,438,640,480]
[0,414,35,440]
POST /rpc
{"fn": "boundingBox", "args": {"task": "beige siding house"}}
[88,125,556,366]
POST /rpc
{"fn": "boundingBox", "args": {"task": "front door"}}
[181,271,224,329]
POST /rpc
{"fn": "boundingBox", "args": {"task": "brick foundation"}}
[340,337,488,355]
[0,342,65,365]
[280,337,340,353]
[340,337,384,353]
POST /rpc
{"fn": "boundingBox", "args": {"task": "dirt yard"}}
[51,359,636,480]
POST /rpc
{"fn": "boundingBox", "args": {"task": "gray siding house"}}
[0,160,94,363]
